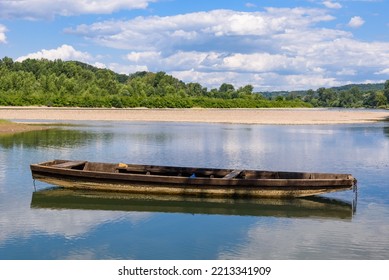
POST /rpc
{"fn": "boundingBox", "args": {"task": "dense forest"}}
[284,83,389,108]
[0,57,388,109]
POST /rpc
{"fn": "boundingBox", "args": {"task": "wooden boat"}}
[30,159,356,198]
[30,188,354,220]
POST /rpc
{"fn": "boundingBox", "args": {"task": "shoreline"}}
[1,106,389,126]
[0,121,49,135]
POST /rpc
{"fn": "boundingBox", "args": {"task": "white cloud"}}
[348,16,365,28]
[0,204,152,243]
[169,68,344,91]
[93,62,108,69]
[336,68,357,76]
[171,70,243,90]
[0,24,7,43]
[322,1,342,9]
[16,44,93,62]
[124,51,218,72]
[67,8,389,90]
[123,51,294,76]
[245,3,257,8]
[219,204,389,259]
[223,53,291,72]
[126,51,162,63]
[109,62,148,74]
[0,0,156,19]
[375,68,389,75]
[66,8,335,51]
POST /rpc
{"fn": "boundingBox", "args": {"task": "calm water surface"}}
[0,120,389,259]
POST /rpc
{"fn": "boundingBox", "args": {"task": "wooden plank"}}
[222,170,242,179]
[52,161,87,169]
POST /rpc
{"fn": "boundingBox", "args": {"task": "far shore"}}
[1,107,389,129]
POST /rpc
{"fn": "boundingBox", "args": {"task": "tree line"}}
[299,84,389,108]
[0,57,388,109]
[265,82,389,109]
[0,57,308,108]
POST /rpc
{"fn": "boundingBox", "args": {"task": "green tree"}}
[375,91,387,107]
[384,80,389,103]
[0,57,14,69]
[0,56,315,109]
[317,88,336,107]
[219,83,235,93]
[363,91,387,108]
[238,84,254,95]
[186,82,205,96]
[303,89,315,103]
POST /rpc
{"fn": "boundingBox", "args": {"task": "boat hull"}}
[30,160,356,198]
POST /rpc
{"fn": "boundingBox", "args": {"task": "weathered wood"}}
[118,164,231,177]
[222,170,243,179]
[30,159,357,198]
[51,161,86,169]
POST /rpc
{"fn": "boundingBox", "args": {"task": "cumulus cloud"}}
[125,51,273,74]
[348,16,365,28]
[170,69,344,92]
[126,51,162,63]
[66,8,335,51]
[0,24,7,43]
[67,8,389,90]
[121,49,359,90]
[16,44,93,62]
[322,1,342,9]
[0,0,156,19]
[108,63,149,74]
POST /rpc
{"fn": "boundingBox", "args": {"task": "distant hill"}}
[262,83,386,98]
[330,83,385,92]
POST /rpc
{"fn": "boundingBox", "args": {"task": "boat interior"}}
[39,160,352,180]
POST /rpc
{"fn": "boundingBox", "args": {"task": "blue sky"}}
[1,0,389,91]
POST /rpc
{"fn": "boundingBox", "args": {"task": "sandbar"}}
[0,121,49,135]
[1,107,388,126]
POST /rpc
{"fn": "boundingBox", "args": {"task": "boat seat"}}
[52,161,87,169]
[222,170,243,179]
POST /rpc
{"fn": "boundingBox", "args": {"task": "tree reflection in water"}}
[0,127,110,149]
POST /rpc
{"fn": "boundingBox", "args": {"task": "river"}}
[1,121,388,259]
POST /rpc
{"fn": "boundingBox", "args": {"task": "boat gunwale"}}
[31,159,354,177]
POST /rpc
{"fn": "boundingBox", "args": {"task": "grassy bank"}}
[0,119,49,135]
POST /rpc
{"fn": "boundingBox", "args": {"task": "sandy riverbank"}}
[1,107,389,125]
[0,121,49,135]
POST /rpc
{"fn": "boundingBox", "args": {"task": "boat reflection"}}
[384,126,389,138]
[30,188,355,220]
